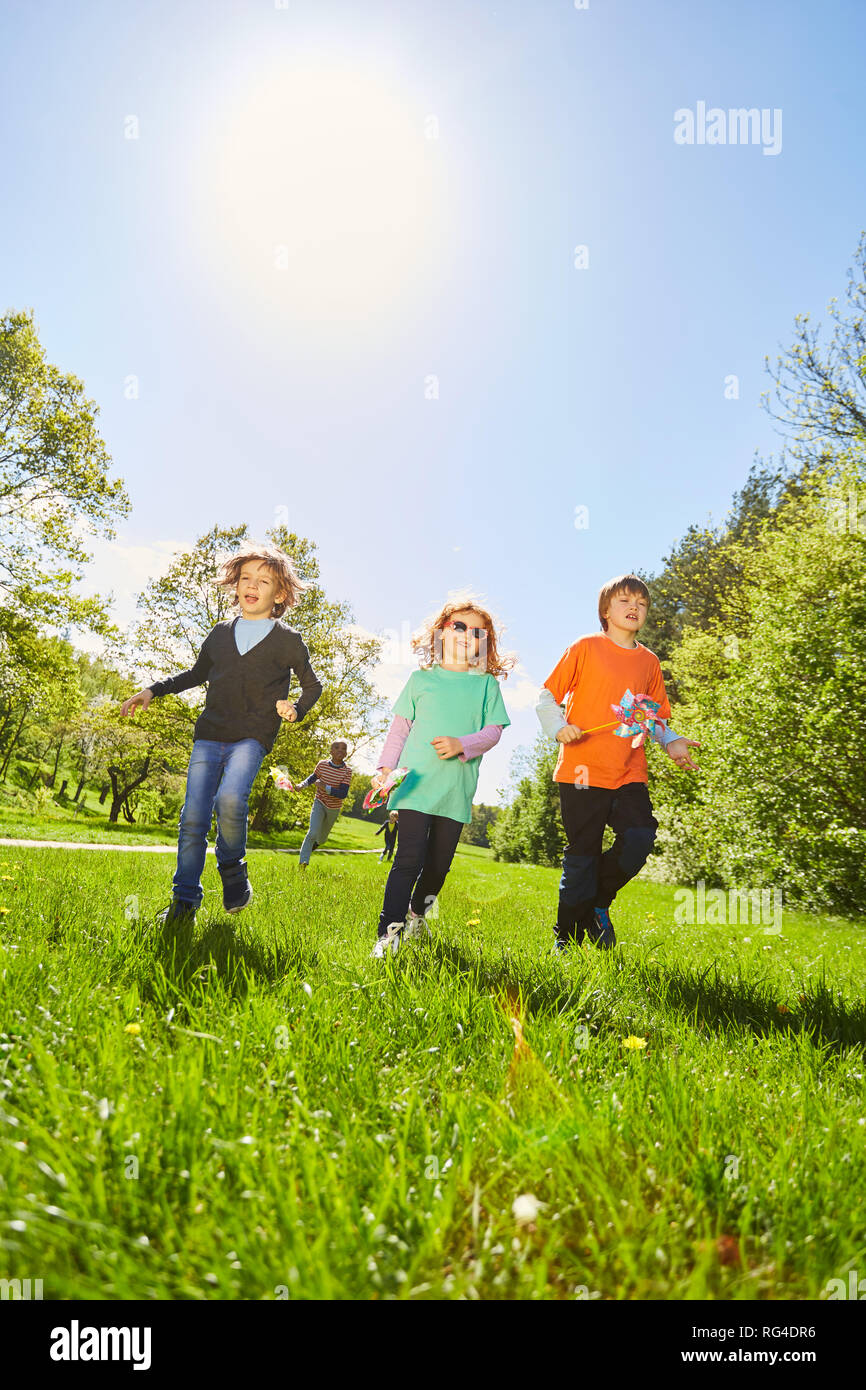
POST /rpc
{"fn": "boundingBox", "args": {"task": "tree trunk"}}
[0,711,28,780]
[48,735,65,788]
[108,758,151,823]
[99,783,110,804]
[249,783,273,833]
[74,774,86,801]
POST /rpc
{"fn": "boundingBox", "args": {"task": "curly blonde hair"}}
[410,592,516,679]
[218,543,309,619]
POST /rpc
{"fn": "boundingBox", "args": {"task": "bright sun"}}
[193,60,447,328]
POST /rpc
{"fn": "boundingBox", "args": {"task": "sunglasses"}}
[444,620,486,640]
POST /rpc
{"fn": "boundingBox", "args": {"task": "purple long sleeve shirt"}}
[377,715,503,771]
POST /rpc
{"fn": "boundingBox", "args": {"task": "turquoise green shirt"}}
[387,665,511,824]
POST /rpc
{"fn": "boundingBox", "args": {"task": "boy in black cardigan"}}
[121,544,322,922]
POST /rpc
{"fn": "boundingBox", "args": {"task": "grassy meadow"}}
[0,838,864,1301]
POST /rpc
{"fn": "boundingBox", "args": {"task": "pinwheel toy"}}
[610,689,664,748]
[363,767,409,812]
[578,689,666,748]
[269,765,295,792]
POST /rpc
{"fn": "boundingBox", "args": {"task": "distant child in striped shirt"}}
[293,741,353,869]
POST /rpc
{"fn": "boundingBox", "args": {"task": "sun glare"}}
[192,61,447,330]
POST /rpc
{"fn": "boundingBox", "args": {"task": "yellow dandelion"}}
[622,1035,647,1050]
[0,906,10,915]
[124,1022,141,1035]
[466,918,481,926]
[1,874,14,881]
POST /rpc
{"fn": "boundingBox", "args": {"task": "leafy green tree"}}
[460,803,498,847]
[649,449,866,913]
[763,229,866,457]
[0,309,128,632]
[0,620,80,783]
[490,735,563,866]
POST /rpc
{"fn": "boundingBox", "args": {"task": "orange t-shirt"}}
[543,632,671,789]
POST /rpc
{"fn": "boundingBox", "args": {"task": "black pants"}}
[556,782,658,943]
[377,809,463,937]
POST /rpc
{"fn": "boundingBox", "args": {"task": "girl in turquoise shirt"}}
[371,597,513,958]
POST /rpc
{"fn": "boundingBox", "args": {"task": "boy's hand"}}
[276,700,297,722]
[431,736,463,759]
[121,690,152,717]
[371,767,391,793]
[556,723,583,744]
[666,736,700,771]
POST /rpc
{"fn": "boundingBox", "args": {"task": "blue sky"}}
[3,0,865,799]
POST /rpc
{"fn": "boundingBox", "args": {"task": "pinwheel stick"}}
[576,706,659,737]
[577,718,620,736]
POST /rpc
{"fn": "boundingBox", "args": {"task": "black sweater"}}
[148,618,323,753]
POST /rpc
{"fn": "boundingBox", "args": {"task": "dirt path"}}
[0,837,379,856]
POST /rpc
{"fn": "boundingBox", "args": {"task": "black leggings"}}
[377,809,463,937]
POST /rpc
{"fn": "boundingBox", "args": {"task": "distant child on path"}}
[537,573,699,952]
[294,741,353,868]
[375,810,399,862]
[121,543,322,923]
[370,596,513,958]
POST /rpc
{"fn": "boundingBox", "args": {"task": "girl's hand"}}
[121,690,152,717]
[431,736,463,759]
[666,736,700,771]
[276,700,297,721]
[371,767,391,793]
[556,723,583,744]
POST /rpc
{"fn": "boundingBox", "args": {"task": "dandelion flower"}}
[622,1035,647,1050]
[512,1193,543,1224]
[124,1022,141,1035]
[466,918,480,926]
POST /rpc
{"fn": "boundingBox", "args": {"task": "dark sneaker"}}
[157,899,198,928]
[218,860,253,914]
[589,907,616,949]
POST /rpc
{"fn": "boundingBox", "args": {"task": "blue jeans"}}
[299,799,341,864]
[173,738,266,906]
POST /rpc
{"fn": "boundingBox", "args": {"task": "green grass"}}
[0,802,396,852]
[0,845,864,1300]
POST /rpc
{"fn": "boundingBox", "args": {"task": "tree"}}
[460,803,498,847]
[763,229,866,457]
[636,457,794,679]
[0,619,80,783]
[649,448,866,914]
[0,309,128,632]
[490,735,563,866]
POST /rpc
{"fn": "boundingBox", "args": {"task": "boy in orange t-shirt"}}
[536,574,700,951]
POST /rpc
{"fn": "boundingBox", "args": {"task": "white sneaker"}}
[371,923,403,959]
[402,910,431,942]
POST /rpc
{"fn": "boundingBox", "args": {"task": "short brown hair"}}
[410,592,516,680]
[598,573,650,631]
[218,543,309,619]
